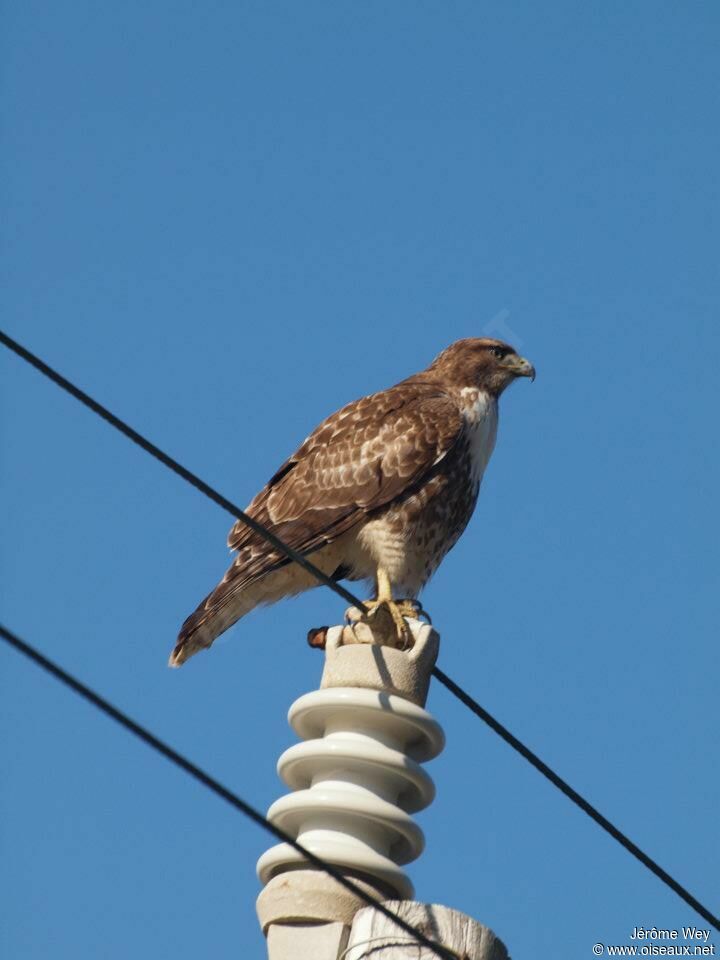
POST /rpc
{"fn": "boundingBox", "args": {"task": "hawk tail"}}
[169,556,318,667]
[169,579,254,668]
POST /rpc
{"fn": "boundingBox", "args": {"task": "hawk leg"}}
[359,568,429,649]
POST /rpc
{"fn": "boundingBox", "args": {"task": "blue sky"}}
[1,2,718,957]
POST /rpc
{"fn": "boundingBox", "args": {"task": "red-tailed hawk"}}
[170,338,534,666]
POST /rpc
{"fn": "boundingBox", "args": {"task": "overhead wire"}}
[431,667,719,930]
[0,622,456,960]
[2,328,718,932]
[0,331,364,612]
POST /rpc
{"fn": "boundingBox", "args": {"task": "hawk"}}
[170,338,534,666]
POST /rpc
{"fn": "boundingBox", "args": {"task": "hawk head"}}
[427,337,535,396]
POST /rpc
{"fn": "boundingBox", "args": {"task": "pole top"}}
[319,615,440,707]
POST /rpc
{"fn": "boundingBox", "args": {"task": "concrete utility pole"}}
[256,609,509,960]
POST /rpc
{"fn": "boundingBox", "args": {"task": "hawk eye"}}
[490,347,506,359]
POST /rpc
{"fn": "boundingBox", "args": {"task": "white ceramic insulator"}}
[256,686,445,899]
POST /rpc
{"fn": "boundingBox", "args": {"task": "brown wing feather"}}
[227,380,463,568]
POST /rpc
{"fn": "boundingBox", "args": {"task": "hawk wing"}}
[226,380,463,577]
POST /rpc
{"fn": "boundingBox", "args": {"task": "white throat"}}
[459,388,498,484]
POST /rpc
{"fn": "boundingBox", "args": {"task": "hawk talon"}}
[394,599,432,625]
[359,598,415,650]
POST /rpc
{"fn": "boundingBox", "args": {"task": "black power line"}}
[2,328,718,933]
[0,623,457,960]
[0,330,364,612]
[431,668,719,930]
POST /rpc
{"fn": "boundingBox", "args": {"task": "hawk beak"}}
[504,355,536,382]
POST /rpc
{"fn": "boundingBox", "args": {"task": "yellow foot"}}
[355,597,429,649]
[362,599,411,649]
[393,599,432,625]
